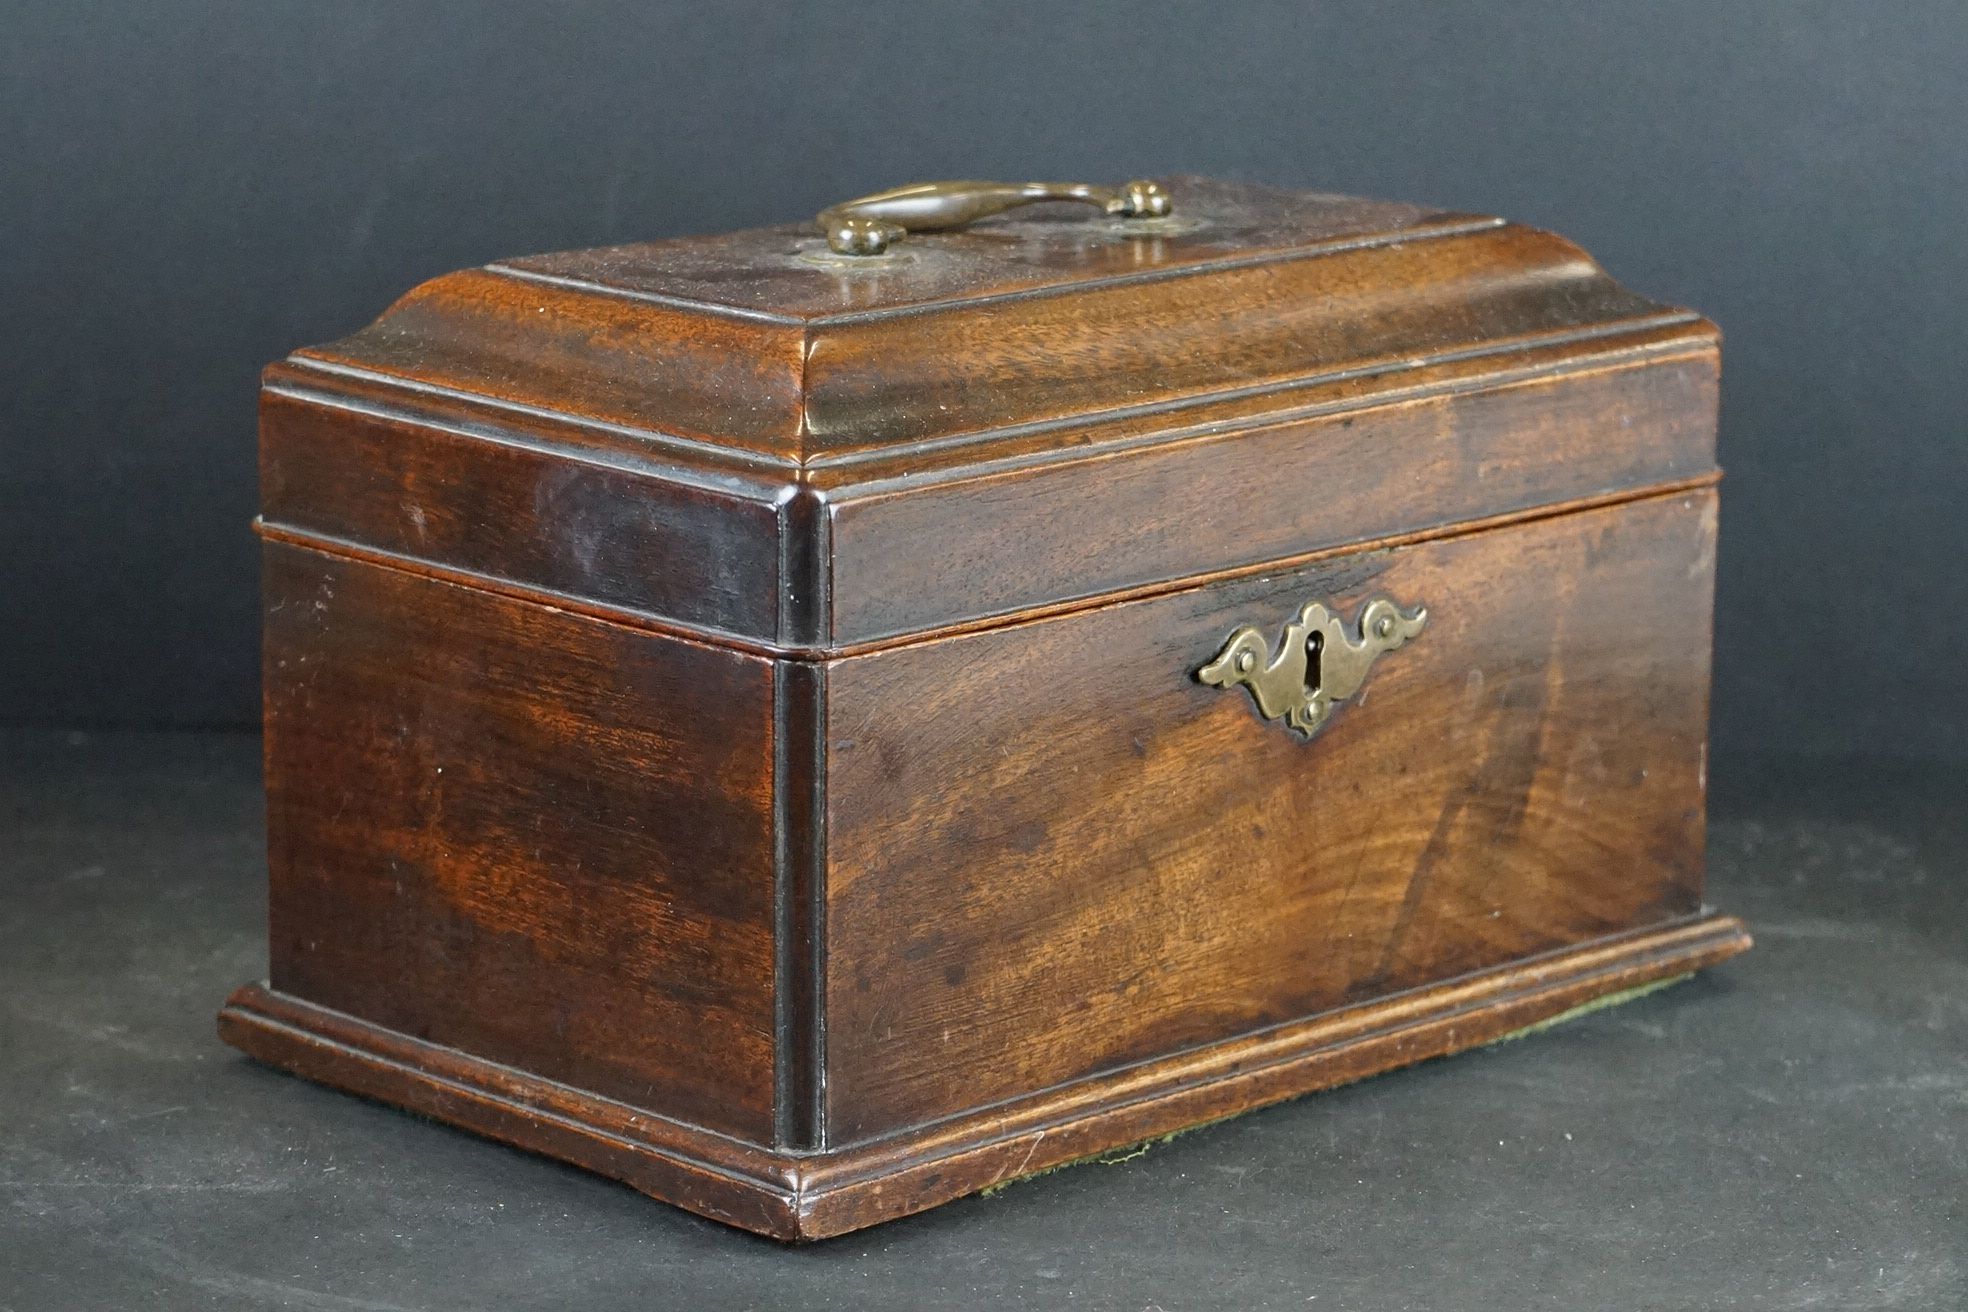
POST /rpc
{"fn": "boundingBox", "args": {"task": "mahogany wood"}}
[222,177,1747,1240]
[219,914,1746,1241]
[822,490,1720,1141]
[259,540,779,1140]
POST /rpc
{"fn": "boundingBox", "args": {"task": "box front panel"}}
[822,489,1716,1144]
[263,541,779,1141]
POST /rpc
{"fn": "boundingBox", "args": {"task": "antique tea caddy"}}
[220,177,1749,1239]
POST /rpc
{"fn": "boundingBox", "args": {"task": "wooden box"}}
[220,177,1749,1239]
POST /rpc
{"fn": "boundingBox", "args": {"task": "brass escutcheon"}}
[1196,595,1428,739]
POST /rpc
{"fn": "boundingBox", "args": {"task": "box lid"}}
[261,177,1719,652]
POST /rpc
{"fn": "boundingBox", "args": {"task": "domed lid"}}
[281,177,1704,471]
[262,177,1717,650]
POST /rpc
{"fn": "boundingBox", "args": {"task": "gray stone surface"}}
[1,730,1961,1310]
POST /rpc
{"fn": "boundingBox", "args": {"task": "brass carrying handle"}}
[817,179,1172,255]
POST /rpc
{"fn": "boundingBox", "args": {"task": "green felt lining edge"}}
[978,971,1696,1198]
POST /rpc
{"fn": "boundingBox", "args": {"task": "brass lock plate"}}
[1196,595,1427,739]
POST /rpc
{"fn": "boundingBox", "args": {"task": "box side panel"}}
[262,540,778,1142]
[822,490,1716,1144]
[826,350,1717,645]
[259,384,785,643]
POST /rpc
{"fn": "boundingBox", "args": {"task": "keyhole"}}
[1304,630,1323,692]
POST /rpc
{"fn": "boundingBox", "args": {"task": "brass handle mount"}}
[817,179,1172,256]
[1196,595,1428,740]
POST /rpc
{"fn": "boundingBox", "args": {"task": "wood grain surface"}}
[226,176,1740,1239]
[825,347,1716,644]
[220,911,1748,1240]
[259,540,780,1140]
[823,490,1718,1141]
[256,178,1715,650]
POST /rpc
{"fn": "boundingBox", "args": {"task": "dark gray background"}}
[4,0,1964,759]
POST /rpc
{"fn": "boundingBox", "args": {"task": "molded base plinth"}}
[219,912,1749,1240]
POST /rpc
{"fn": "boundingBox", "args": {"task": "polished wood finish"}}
[822,490,1719,1141]
[224,177,1744,1239]
[259,540,779,1140]
[257,383,785,641]
[220,913,1747,1241]
[825,347,1716,644]
[259,176,1717,650]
